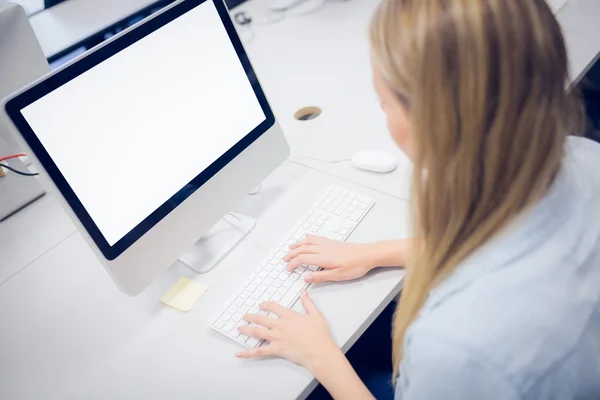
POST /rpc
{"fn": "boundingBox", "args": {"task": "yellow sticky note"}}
[161,277,208,312]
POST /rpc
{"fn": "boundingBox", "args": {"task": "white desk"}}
[235,0,600,201]
[0,163,408,399]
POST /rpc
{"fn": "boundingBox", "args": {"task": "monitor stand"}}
[179,213,256,274]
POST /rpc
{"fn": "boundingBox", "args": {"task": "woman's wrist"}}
[307,341,345,378]
[310,344,375,400]
[365,239,409,268]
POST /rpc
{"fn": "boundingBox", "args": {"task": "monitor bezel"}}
[4,0,276,261]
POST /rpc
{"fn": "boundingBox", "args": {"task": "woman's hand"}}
[236,290,341,374]
[283,235,382,283]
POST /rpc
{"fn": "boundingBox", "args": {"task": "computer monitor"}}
[2,0,290,295]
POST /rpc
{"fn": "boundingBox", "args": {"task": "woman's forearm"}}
[310,348,375,400]
[368,238,410,268]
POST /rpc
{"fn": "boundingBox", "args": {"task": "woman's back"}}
[398,136,600,399]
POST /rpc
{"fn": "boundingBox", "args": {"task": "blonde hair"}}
[369,0,583,378]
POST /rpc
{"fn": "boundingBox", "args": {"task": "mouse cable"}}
[0,163,39,177]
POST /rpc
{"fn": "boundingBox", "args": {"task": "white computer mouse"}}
[352,150,398,173]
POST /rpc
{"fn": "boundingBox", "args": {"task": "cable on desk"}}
[0,153,26,163]
[0,163,39,177]
[296,156,352,164]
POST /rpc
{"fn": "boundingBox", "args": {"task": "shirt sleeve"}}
[396,333,521,400]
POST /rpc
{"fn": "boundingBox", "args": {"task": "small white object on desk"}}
[352,150,398,174]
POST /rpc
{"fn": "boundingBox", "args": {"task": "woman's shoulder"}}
[403,228,600,399]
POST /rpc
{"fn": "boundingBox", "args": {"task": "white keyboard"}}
[209,185,375,347]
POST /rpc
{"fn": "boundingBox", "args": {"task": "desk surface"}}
[236,0,600,201]
[0,163,408,399]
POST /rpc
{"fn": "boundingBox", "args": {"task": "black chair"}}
[44,0,67,8]
[580,60,600,143]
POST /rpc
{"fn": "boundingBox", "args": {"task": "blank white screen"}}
[21,1,265,246]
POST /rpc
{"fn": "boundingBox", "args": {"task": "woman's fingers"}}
[238,325,274,341]
[299,289,320,316]
[288,239,310,251]
[285,254,325,271]
[260,301,294,318]
[236,345,276,359]
[305,269,347,283]
[283,245,319,262]
[287,235,327,251]
[243,313,279,329]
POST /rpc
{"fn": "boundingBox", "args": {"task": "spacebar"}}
[279,278,309,309]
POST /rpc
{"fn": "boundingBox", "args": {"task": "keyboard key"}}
[223,321,236,333]
[307,265,319,271]
[350,210,363,221]
[238,334,249,343]
[233,298,244,307]
[222,312,233,321]
[233,312,243,321]
[260,293,271,301]
[271,293,283,302]
[279,279,307,308]
[247,337,261,347]
[214,320,225,329]
[227,305,238,314]
[356,195,372,204]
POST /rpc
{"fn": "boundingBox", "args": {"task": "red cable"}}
[0,153,26,163]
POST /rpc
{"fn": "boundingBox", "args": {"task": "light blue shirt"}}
[396,136,600,399]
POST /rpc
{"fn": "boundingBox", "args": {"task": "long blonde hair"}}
[369,0,583,377]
